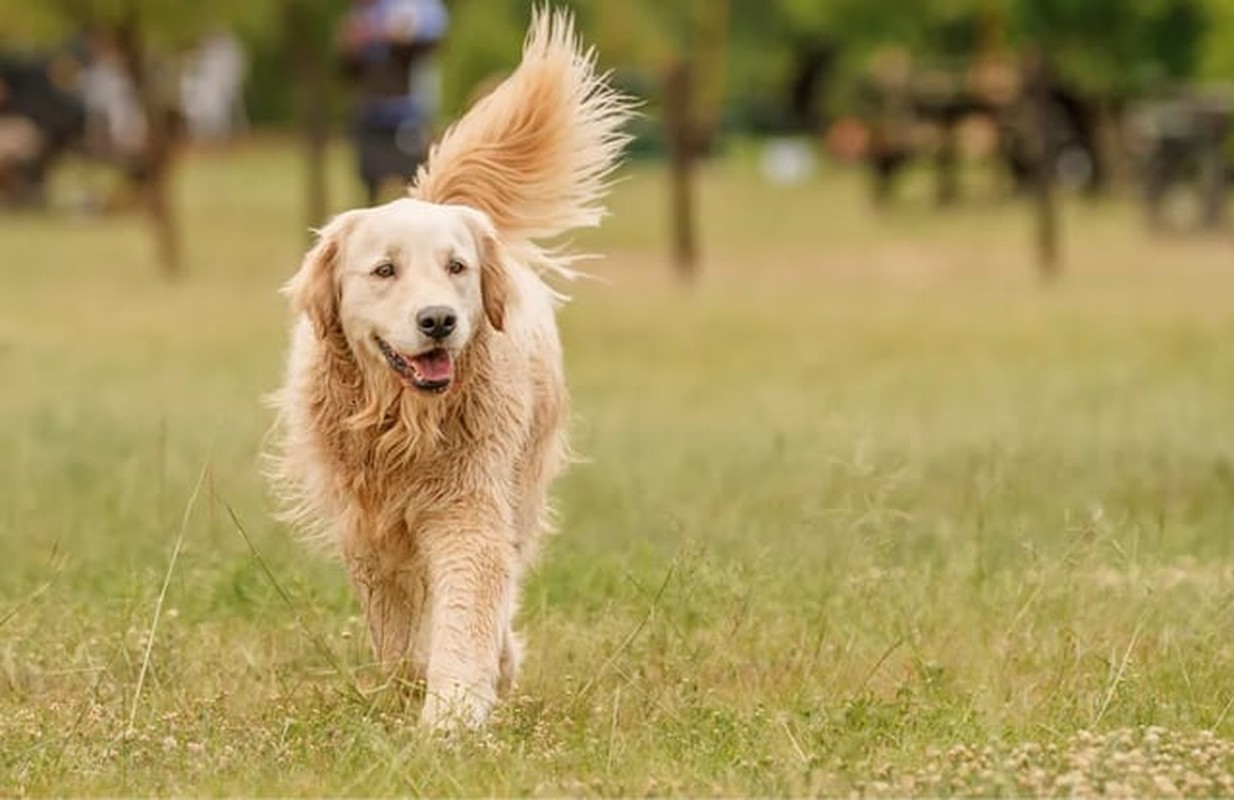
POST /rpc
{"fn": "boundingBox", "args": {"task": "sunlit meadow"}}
[2,143,1233,794]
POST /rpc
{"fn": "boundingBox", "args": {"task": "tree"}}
[280,0,348,239]
[1198,0,1234,78]
[2,0,272,276]
[1007,0,1208,98]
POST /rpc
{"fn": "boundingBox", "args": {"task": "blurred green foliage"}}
[1008,0,1208,95]
[0,0,1229,128]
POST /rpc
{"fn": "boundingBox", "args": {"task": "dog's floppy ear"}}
[284,211,359,338]
[459,207,512,332]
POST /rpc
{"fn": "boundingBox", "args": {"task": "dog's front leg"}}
[347,554,415,675]
[420,523,513,730]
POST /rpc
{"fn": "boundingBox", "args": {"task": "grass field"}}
[3,143,1234,795]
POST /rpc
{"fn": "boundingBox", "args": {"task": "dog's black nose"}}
[416,306,457,340]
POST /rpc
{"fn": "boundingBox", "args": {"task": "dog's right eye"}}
[372,261,396,279]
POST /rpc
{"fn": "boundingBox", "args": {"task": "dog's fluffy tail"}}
[411,7,634,266]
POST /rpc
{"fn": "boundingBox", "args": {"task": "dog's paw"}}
[421,680,495,732]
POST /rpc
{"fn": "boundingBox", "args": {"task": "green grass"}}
[3,143,1234,795]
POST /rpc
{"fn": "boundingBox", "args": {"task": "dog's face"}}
[287,198,510,395]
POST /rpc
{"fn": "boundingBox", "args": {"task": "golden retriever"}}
[268,9,631,729]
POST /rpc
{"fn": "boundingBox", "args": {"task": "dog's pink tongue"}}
[411,350,453,382]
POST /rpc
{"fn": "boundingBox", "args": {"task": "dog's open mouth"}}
[375,336,454,393]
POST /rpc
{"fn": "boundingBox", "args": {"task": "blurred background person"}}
[180,28,248,146]
[79,32,146,167]
[338,0,447,205]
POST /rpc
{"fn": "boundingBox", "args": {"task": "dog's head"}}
[285,198,511,395]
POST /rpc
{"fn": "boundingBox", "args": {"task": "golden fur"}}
[268,9,631,728]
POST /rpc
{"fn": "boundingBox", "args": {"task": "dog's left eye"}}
[446,258,467,276]
[372,261,396,279]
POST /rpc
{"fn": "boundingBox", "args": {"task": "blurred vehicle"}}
[1129,89,1232,231]
[0,51,86,207]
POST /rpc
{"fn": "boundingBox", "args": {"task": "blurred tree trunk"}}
[935,115,960,206]
[1024,49,1060,281]
[115,11,181,277]
[1092,99,1128,195]
[284,0,330,239]
[662,60,697,280]
[659,0,730,281]
[691,0,729,146]
[1198,103,1230,231]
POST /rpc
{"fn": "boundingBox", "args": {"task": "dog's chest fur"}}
[309,332,530,524]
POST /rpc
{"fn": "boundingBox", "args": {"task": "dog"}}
[268,9,632,729]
